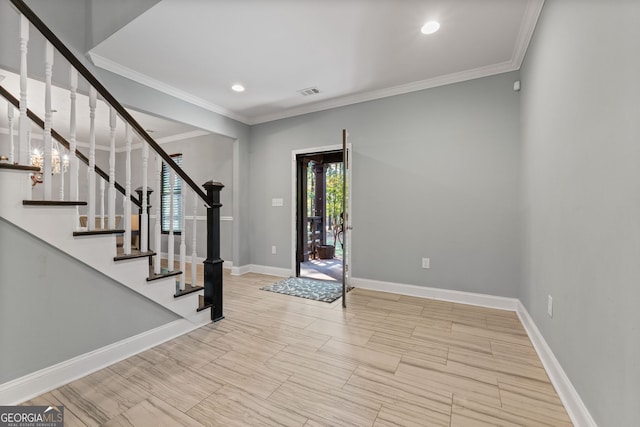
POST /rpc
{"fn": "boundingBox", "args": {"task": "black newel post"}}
[135,186,153,259]
[203,180,224,322]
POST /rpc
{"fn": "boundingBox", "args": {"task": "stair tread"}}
[196,294,213,312]
[147,267,182,282]
[74,229,125,236]
[114,249,155,261]
[24,200,87,206]
[0,163,40,172]
[174,283,204,298]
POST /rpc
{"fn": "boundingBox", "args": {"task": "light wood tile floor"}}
[24,270,573,426]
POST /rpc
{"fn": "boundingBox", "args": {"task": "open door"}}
[342,129,351,307]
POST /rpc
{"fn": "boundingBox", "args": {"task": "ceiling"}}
[88,0,544,125]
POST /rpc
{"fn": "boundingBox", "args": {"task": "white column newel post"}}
[8,103,15,163]
[88,87,97,230]
[124,124,132,255]
[69,68,79,201]
[141,141,149,253]
[43,41,54,200]
[191,189,198,287]
[18,15,30,166]
[179,185,186,291]
[168,168,175,271]
[108,107,116,228]
[154,155,162,275]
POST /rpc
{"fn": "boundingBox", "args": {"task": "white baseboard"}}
[159,253,232,270]
[231,264,251,276]
[249,264,291,277]
[0,319,201,405]
[351,277,519,311]
[230,264,290,278]
[516,302,596,427]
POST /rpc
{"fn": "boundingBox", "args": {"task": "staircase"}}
[0,166,209,323]
[0,0,224,327]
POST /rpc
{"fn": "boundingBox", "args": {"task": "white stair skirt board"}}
[0,319,206,406]
[516,302,597,427]
[350,275,595,427]
[159,253,233,271]
[0,169,205,322]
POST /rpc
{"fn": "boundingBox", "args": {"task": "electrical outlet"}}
[422,258,430,269]
[271,245,277,254]
[547,295,553,317]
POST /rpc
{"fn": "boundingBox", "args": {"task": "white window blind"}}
[161,154,182,232]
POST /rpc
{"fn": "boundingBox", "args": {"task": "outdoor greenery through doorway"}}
[306,161,344,259]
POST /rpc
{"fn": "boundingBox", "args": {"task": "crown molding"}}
[249,60,519,125]
[87,0,543,127]
[87,52,251,125]
[512,0,545,67]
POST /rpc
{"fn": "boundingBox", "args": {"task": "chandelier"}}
[31,142,69,186]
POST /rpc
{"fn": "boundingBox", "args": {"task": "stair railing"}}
[4,0,224,321]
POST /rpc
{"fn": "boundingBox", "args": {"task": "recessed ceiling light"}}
[231,84,245,92]
[421,21,440,35]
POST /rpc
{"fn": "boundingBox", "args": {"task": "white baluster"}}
[100,178,105,229]
[141,141,149,253]
[108,107,116,228]
[27,129,32,165]
[18,15,29,166]
[124,124,132,255]
[154,155,162,275]
[8,103,15,163]
[191,188,198,288]
[58,145,67,201]
[43,41,54,200]
[59,146,66,201]
[168,168,175,271]
[69,68,78,201]
[88,87,97,230]
[179,184,186,291]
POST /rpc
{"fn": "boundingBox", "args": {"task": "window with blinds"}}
[161,154,183,233]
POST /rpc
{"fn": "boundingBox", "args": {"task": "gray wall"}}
[250,71,522,297]
[0,217,179,384]
[87,0,161,50]
[520,1,640,425]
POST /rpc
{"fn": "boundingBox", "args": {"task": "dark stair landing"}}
[24,200,87,206]
[73,229,125,236]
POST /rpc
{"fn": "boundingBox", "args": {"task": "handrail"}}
[0,84,142,208]
[9,0,211,206]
